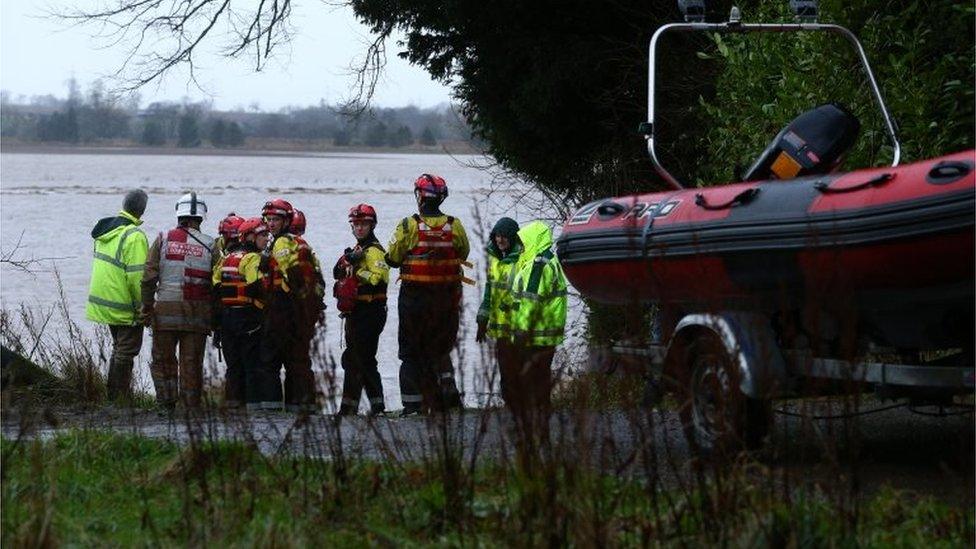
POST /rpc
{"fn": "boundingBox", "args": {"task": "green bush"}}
[693,0,974,185]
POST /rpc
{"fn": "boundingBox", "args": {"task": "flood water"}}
[0,150,584,411]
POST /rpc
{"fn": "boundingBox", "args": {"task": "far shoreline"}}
[0,139,485,159]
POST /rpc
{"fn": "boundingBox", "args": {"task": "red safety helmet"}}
[291,210,307,235]
[262,198,294,219]
[218,213,245,240]
[414,173,448,198]
[348,203,377,224]
[239,217,269,239]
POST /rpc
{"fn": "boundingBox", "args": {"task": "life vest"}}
[158,227,214,303]
[270,234,324,296]
[400,214,462,284]
[293,235,323,293]
[218,251,264,309]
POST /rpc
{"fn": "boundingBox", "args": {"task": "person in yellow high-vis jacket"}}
[212,217,281,411]
[508,221,568,417]
[386,174,470,416]
[334,204,390,416]
[85,189,149,401]
[260,198,324,413]
[475,217,526,410]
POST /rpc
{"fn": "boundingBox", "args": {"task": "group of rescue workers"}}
[85,174,568,418]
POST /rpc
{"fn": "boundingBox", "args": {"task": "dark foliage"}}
[420,126,438,146]
[351,0,972,202]
[693,0,974,185]
[140,120,166,146]
[177,112,202,148]
[350,0,721,202]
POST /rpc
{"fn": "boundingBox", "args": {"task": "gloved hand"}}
[344,246,364,263]
[212,330,222,349]
[139,304,153,327]
[475,320,487,343]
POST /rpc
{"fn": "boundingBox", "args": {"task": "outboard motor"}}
[743,102,860,181]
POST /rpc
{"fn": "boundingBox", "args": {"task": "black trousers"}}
[261,291,317,411]
[221,306,279,409]
[340,301,387,414]
[398,284,462,413]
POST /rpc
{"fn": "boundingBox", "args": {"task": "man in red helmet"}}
[215,212,244,259]
[333,203,389,416]
[386,174,470,416]
[260,198,324,413]
[212,217,281,410]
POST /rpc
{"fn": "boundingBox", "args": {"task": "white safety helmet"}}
[175,191,208,221]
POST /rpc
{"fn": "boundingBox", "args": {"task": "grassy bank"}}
[3,431,971,546]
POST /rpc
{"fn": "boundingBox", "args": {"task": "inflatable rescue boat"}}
[556,9,976,353]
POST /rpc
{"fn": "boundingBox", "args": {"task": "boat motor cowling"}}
[743,102,860,182]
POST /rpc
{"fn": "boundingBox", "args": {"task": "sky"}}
[0,1,454,110]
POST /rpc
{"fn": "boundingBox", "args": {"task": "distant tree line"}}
[0,80,473,149]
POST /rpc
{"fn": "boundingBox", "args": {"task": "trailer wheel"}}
[678,333,770,455]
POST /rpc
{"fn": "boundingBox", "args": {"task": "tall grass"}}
[2,240,972,547]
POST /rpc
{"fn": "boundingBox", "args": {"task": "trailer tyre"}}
[678,333,770,455]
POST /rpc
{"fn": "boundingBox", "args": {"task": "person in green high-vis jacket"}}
[85,189,149,401]
[508,220,568,426]
[476,217,525,408]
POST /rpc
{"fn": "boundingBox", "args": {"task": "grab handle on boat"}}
[926,161,972,185]
[694,187,760,210]
[814,172,893,193]
[597,201,627,218]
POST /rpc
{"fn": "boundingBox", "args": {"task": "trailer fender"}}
[665,312,788,399]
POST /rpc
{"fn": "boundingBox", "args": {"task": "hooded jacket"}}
[510,221,568,347]
[477,217,522,338]
[85,210,149,325]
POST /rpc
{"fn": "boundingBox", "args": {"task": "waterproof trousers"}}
[107,324,144,401]
[339,301,387,415]
[497,341,554,415]
[261,291,317,412]
[497,341,555,469]
[151,330,207,409]
[221,306,281,411]
[398,283,462,414]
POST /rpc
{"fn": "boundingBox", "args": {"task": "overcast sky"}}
[0,1,454,110]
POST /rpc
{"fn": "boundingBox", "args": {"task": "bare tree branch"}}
[49,0,297,93]
[337,21,392,118]
[1,231,72,275]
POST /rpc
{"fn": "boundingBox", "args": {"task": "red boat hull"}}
[557,151,976,349]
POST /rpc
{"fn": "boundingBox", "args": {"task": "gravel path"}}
[3,401,972,503]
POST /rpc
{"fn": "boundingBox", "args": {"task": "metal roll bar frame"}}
[644,8,902,190]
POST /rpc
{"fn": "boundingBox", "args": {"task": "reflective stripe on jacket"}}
[270,233,324,296]
[144,227,215,333]
[400,214,462,284]
[510,221,567,347]
[355,243,389,301]
[478,244,521,339]
[216,251,265,309]
[386,213,470,271]
[85,210,148,326]
[158,228,214,302]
